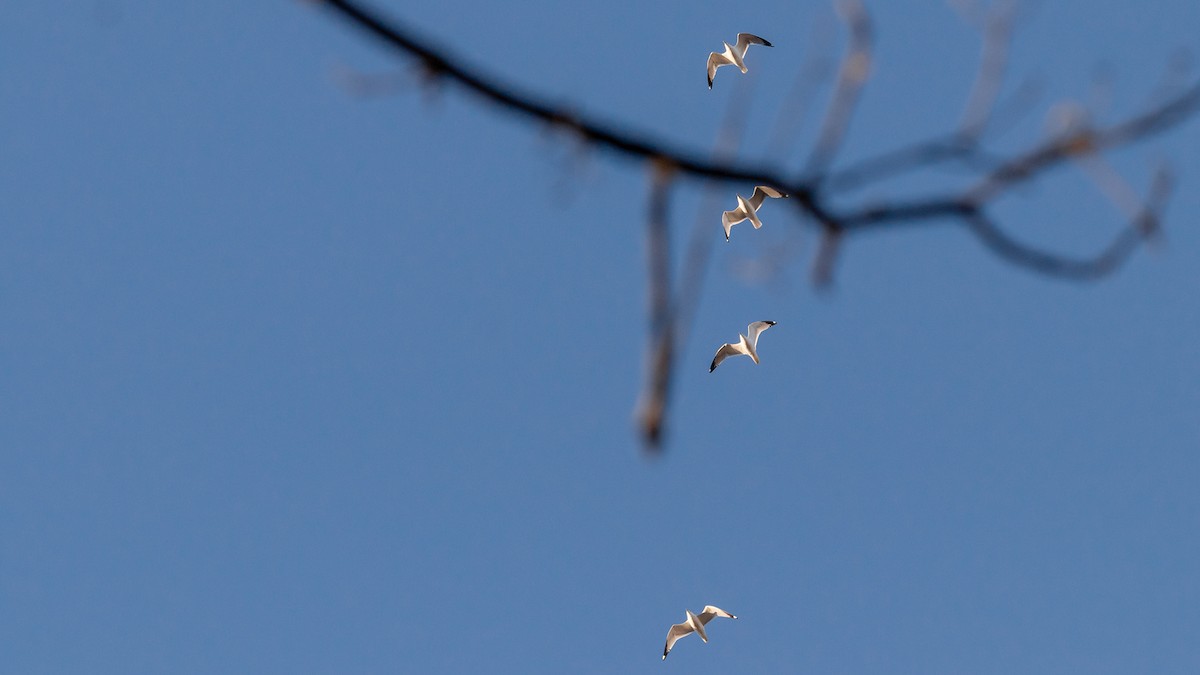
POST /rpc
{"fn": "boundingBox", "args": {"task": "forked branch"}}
[314,0,1199,448]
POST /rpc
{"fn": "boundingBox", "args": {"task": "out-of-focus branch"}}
[812,230,844,286]
[330,63,413,97]
[314,0,793,191]
[672,76,759,358]
[315,0,1200,449]
[638,77,755,451]
[316,0,1198,242]
[825,0,1022,192]
[824,136,1003,193]
[765,12,839,165]
[824,81,1043,193]
[636,162,675,449]
[964,165,1172,278]
[804,0,874,176]
[957,0,1019,138]
[964,85,1199,204]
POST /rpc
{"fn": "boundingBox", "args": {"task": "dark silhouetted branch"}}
[963,165,1170,279]
[315,0,1197,243]
[315,0,793,191]
[314,0,1200,449]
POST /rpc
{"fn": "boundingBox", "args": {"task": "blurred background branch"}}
[316,0,1200,449]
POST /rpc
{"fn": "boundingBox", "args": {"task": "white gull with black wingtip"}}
[662,605,738,659]
[721,185,788,240]
[707,33,772,88]
[709,321,776,372]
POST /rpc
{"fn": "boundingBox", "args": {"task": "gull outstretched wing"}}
[722,207,748,240]
[709,342,745,372]
[735,33,773,53]
[747,185,787,210]
[707,50,732,88]
[663,621,695,659]
[697,605,738,624]
[746,321,776,349]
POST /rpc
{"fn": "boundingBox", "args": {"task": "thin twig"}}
[964,165,1170,279]
[764,12,839,166]
[965,84,1199,205]
[958,0,1019,138]
[812,230,844,286]
[825,136,1001,193]
[804,0,874,175]
[826,0,1020,192]
[963,184,1166,280]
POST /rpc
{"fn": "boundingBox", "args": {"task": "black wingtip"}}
[762,39,774,47]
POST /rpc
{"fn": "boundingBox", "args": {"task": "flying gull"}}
[707,33,772,88]
[663,605,738,660]
[710,321,776,372]
[721,185,787,241]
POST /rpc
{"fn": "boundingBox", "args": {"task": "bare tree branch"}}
[316,0,1198,239]
[825,0,1021,193]
[636,162,675,449]
[804,0,874,176]
[638,85,754,450]
[674,73,761,342]
[824,136,1003,193]
[957,0,1020,138]
[812,230,844,287]
[964,164,1171,279]
[964,85,1199,204]
[314,0,1200,448]
[764,12,839,165]
[314,0,790,188]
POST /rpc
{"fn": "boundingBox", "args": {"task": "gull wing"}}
[707,51,733,88]
[663,621,696,660]
[746,320,776,349]
[698,605,738,624]
[709,342,746,372]
[747,185,788,210]
[721,207,747,240]
[735,33,773,53]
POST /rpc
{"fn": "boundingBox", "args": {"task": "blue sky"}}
[2,1,1198,672]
